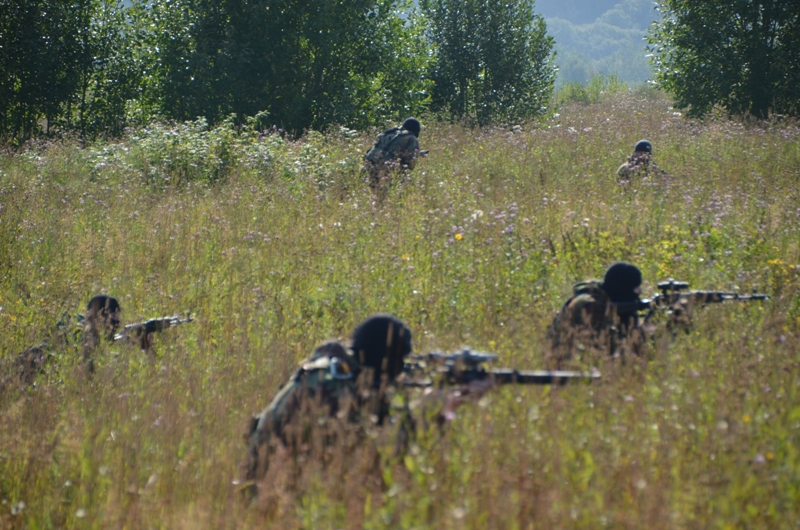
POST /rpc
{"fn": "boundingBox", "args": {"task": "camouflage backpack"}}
[365,126,405,163]
[550,281,610,334]
[244,349,362,484]
[547,280,612,359]
[251,352,359,439]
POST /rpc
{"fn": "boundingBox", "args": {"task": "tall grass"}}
[1,91,799,528]
[555,74,631,105]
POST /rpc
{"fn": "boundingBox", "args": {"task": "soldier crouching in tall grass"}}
[363,118,423,200]
[616,139,672,184]
[1,294,120,390]
[242,314,413,503]
[548,262,646,368]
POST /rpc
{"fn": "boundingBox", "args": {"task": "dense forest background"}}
[0,0,562,143]
[2,0,795,144]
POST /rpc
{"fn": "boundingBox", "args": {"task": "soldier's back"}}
[245,342,361,483]
[548,281,613,366]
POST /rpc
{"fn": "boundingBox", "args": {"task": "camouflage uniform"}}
[617,154,671,182]
[244,341,361,482]
[549,264,644,365]
[10,342,50,387]
[244,315,413,492]
[364,123,421,194]
[4,300,105,388]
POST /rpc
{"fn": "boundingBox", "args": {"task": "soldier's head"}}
[85,295,122,339]
[602,262,642,303]
[402,118,421,138]
[633,139,652,156]
[351,313,412,385]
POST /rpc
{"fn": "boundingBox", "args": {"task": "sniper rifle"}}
[613,279,769,322]
[403,349,600,388]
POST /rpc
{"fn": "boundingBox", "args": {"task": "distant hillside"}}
[537,0,660,86]
[535,0,621,24]
[410,0,658,86]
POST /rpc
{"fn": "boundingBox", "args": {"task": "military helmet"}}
[402,118,421,137]
[351,313,412,383]
[634,139,652,153]
[602,262,642,303]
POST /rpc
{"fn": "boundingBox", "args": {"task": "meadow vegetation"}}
[1,90,799,528]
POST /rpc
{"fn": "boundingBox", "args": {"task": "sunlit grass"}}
[1,89,799,528]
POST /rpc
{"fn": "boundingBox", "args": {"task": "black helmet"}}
[351,314,412,383]
[602,262,642,303]
[402,118,421,137]
[634,140,652,153]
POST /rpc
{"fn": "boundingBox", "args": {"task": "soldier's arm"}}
[650,160,672,178]
[397,136,420,168]
[617,163,631,180]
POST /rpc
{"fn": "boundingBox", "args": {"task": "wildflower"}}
[455,233,463,241]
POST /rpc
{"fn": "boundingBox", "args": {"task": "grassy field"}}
[1,90,799,529]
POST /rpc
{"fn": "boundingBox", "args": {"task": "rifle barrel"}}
[113,315,193,342]
[685,291,770,302]
[403,366,600,387]
[488,368,600,385]
[489,369,600,385]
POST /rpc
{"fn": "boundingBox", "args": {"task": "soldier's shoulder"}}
[567,281,608,308]
[617,161,633,176]
[567,292,599,311]
[390,131,419,150]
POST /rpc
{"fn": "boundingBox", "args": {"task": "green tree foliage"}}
[130,0,229,126]
[422,0,556,125]
[648,0,800,118]
[0,0,135,143]
[0,0,85,141]
[132,0,430,133]
[72,1,138,138]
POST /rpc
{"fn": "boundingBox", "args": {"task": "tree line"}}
[1,0,797,145]
[0,0,556,143]
[648,0,799,119]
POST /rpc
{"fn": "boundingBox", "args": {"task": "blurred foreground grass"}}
[1,91,799,528]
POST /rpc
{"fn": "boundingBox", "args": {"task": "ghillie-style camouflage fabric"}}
[365,127,420,167]
[364,127,421,196]
[548,281,641,366]
[2,312,84,389]
[617,155,671,182]
[244,343,362,485]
